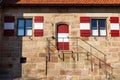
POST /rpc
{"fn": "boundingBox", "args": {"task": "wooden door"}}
[57,24,69,50]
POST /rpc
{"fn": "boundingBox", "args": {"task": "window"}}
[17,19,32,36]
[91,19,106,36]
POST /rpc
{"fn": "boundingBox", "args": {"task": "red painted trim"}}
[80,30,90,37]
[57,42,69,50]
[34,16,44,23]
[110,30,119,37]
[57,24,69,33]
[110,17,119,23]
[34,29,43,36]
[4,16,15,23]
[4,30,14,36]
[80,17,90,23]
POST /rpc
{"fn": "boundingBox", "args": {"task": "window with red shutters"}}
[80,17,107,37]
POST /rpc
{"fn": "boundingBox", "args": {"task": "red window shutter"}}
[110,17,119,37]
[34,30,43,36]
[4,16,15,36]
[80,30,91,37]
[34,16,44,23]
[80,17,90,37]
[80,17,90,23]
[110,30,119,37]
[34,16,44,37]
[4,30,14,36]
[110,17,119,23]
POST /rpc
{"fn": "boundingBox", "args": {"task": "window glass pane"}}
[18,19,24,36]
[99,19,106,36]
[18,19,24,28]
[99,19,106,28]
[18,29,24,36]
[100,30,106,36]
[26,19,32,27]
[92,30,98,36]
[91,19,97,28]
[25,19,32,36]
[91,19,98,36]
[26,28,32,36]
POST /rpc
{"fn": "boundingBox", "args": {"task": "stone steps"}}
[45,51,113,80]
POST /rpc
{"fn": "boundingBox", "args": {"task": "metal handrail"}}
[47,38,50,61]
[46,37,113,78]
[78,45,113,73]
[79,37,106,56]
[47,36,113,66]
[48,37,106,55]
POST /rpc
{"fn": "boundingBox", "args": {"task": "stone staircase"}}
[45,52,111,80]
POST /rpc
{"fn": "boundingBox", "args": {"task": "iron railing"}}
[46,37,113,79]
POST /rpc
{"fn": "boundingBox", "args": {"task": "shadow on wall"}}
[0,37,23,79]
[0,15,24,79]
[0,1,23,79]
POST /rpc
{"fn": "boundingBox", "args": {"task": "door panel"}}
[57,24,69,50]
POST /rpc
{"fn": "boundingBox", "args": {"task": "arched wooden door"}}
[57,24,69,50]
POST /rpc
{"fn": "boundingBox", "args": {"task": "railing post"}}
[104,55,108,79]
[110,67,114,79]
[77,38,79,61]
[90,46,93,71]
[46,56,48,75]
[111,67,113,75]
[99,59,100,69]
[62,37,64,61]
[47,38,50,61]
[62,51,64,61]
[87,52,89,60]
[90,45,92,55]
[91,54,93,71]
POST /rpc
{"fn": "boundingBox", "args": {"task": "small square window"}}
[17,19,32,36]
[91,19,106,36]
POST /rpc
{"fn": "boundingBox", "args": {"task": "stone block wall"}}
[0,6,120,80]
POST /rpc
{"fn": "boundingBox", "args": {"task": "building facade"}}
[0,0,120,80]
